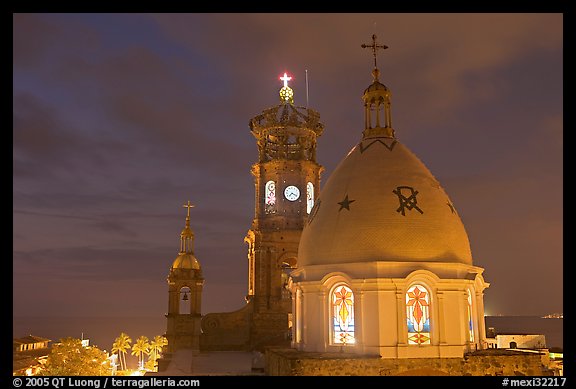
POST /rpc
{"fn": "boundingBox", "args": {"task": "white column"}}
[436,291,446,345]
[356,289,364,353]
[395,291,406,345]
[320,289,328,350]
[291,287,299,348]
[301,288,308,350]
[475,291,487,349]
[462,290,471,352]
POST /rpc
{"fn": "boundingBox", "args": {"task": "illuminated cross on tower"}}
[361,34,389,69]
[279,72,294,103]
[280,72,292,88]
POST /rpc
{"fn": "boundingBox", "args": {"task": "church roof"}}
[172,253,200,270]
[298,136,473,267]
[13,335,51,345]
[299,36,472,268]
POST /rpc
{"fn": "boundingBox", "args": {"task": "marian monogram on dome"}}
[393,186,423,216]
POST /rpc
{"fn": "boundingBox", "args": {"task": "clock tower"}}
[244,73,324,348]
[199,73,324,351]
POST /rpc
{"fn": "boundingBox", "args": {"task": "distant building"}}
[13,335,51,376]
[13,335,50,352]
[486,334,546,350]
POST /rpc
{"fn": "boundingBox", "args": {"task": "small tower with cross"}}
[361,34,395,139]
[165,201,204,352]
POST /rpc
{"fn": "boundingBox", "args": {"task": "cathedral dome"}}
[363,70,390,95]
[298,136,473,267]
[172,253,200,270]
[291,35,488,359]
[299,35,473,268]
[364,80,389,94]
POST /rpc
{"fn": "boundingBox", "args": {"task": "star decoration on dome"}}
[338,195,356,212]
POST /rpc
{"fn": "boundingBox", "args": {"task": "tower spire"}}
[183,200,194,227]
[361,34,388,82]
[279,72,294,104]
[360,34,395,139]
[361,34,388,69]
[180,201,195,254]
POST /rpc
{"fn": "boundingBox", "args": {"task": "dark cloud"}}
[13,14,62,68]
[13,93,83,161]
[13,245,171,280]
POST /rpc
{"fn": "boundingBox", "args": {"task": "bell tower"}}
[244,73,324,347]
[165,201,204,352]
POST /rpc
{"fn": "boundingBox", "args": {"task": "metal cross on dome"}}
[183,200,195,218]
[361,34,388,69]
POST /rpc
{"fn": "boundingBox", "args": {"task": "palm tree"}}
[149,335,168,367]
[111,333,132,371]
[131,336,150,370]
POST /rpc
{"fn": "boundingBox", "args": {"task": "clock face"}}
[284,185,300,201]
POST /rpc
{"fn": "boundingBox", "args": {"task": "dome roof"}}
[363,80,390,95]
[298,135,473,267]
[172,253,200,270]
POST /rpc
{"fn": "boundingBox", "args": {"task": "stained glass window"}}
[406,284,431,345]
[332,285,355,345]
[265,180,275,214]
[467,289,475,342]
[306,182,314,214]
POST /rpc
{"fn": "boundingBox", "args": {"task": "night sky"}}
[13,13,562,321]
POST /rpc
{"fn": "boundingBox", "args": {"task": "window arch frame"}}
[329,283,356,346]
[405,283,432,345]
[264,180,276,214]
[306,182,314,214]
[179,286,192,315]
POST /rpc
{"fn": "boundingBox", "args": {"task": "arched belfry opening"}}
[179,286,191,315]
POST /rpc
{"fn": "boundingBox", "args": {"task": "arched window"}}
[331,284,355,345]
[179,286,191,314]
[406,284,431,345]
[265,180,276,214]
[467,289,475,342]
[306,182,314,214]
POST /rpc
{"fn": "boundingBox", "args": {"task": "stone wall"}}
[266,348,556,376]
[200,304,252,351]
